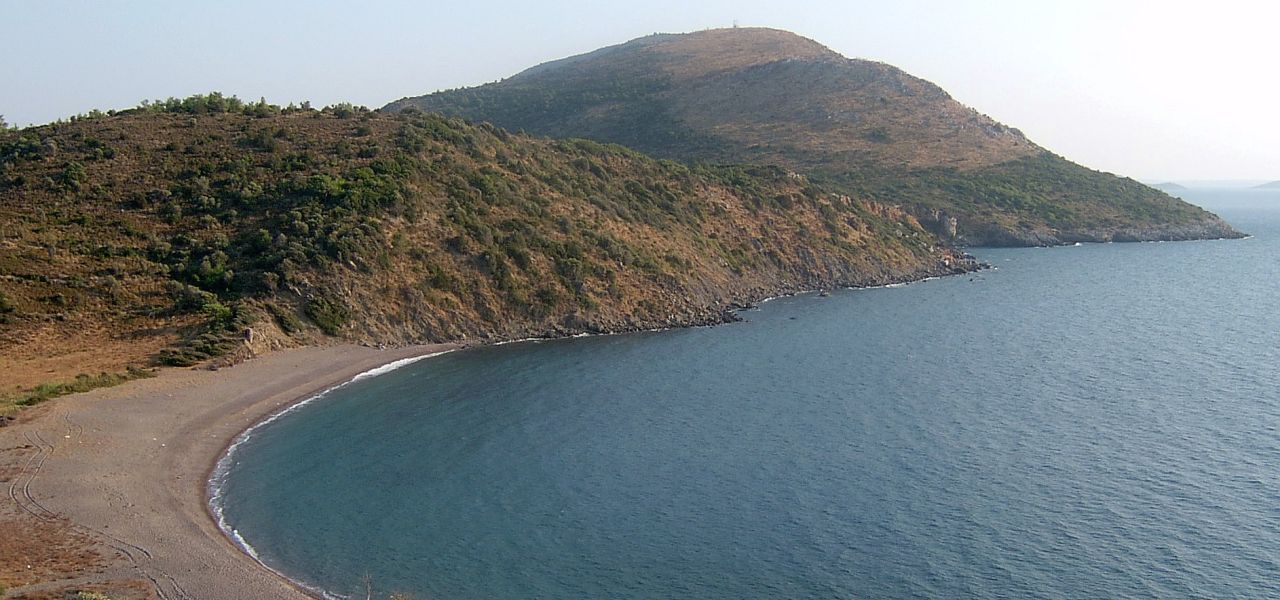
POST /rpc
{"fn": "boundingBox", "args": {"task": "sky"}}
[2,0,1275,181]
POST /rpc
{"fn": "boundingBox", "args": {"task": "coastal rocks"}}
[1084,219,1246,243]
[958,217,1245,247]
[331,247,983,351]
[914,208,959,240]
[558,312,606,335]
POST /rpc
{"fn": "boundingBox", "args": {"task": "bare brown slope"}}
[391,27,1035,171]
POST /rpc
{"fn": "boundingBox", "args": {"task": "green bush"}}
[267,302,303,334]
[157,299,253,366]
[140,92,249,115]
[6,368,154,408]
[323,103,368,119]
[305,295,349,335]
[61,161,87,190]
[72,591,112,600]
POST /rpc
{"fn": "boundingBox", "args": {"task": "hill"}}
[388,28,1241,246]
[0,96,968,395]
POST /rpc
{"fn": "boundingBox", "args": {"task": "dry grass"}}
[398,27,1038,172]
[7,580,153,600]
[649,27,836,78]
[0,368,154,417]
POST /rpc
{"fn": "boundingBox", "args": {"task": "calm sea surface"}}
[216,189,1280,599]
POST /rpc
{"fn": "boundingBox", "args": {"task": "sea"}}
[213,188,1280,599]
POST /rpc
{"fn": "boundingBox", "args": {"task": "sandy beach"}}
[0,343,457,599]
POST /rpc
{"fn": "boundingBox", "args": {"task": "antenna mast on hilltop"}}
[733,19,739,28]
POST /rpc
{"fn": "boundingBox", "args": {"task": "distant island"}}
[1255,181,1280,189]
[1152,182,1190,192]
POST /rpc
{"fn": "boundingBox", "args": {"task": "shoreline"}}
[0,264,970,599]
[0,343,457,599]
[205,348,459,600]
[200,273,969,597]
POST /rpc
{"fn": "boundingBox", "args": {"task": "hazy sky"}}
[3,0,1275,180]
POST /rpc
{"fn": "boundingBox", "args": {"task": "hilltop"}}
[0,96,966,394]
[388,28,1241,246]
[389,28,1035,171]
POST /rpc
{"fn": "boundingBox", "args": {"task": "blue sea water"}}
[216,189,1280,599]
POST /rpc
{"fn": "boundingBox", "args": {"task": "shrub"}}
[866,127,890,143]
[73,591,112,600]
[157,298,254,366]
[61,161,87,190]
[267,302,303,334]
[305,295,349,335]
[7,369,154,408]
[167,281,216,313]
[324,103,367,119]
[141,92,248,115]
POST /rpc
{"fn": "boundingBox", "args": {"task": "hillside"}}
[0,97,968,394]
[388,28,1242,246]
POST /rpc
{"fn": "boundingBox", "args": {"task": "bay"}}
[217,188,1280,599]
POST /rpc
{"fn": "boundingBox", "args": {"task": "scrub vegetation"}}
[0,95,966,392]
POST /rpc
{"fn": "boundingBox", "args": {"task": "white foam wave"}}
[493,336,547,346]
[227,527,261,561]
[350,351,449,383]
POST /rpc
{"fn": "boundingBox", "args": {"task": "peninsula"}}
[390,28,1240,246]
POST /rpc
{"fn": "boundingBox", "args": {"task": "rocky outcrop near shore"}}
[348,252,979,345]
[959,218,1246,247]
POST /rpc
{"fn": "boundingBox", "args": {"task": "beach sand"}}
[0,343,457,599]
